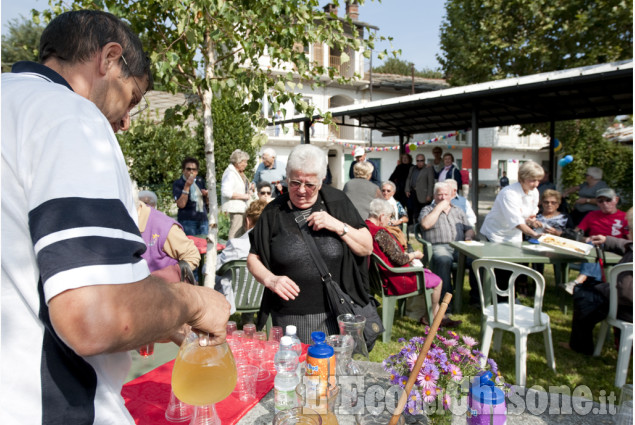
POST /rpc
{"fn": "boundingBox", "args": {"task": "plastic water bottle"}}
[274,336,300,414]
[285,325,302,357]
[285,325,303,377]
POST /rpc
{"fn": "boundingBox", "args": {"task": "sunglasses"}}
[259,190,271,195]
[185,167,198,172]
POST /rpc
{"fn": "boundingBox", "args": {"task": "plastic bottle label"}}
[274,388,297,412]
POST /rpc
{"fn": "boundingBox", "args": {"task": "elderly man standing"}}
[406,153,435,232]
[1,10,230,424]
[253,147,287,197]
[420,182,479,310]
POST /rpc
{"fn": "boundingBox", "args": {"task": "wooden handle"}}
[388,293,453,425]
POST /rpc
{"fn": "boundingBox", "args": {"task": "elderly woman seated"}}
[135,188,200,283]
[365,198,456,327]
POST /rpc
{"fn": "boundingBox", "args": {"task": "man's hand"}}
[589,235,606,246]
[264,275,300,301]
[405,191,411,198]
[188,286,231,346]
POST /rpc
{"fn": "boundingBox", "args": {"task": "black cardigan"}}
[250,185,370,329]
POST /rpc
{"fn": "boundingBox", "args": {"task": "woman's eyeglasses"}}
[542,200,558,205]
[288,180,318,191]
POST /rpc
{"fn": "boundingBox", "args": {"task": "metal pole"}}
[549,120,556,183]
[471,107,479,227]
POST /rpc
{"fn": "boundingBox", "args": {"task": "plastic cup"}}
[269,326,284,342]
[254,331,267,342]
[235,364,259,402]
[243,324,256,339]
[137,343,154,358]
[164,390,193,423]
[226,321,237,336]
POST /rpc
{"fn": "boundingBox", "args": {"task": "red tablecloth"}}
[122,344,308,425]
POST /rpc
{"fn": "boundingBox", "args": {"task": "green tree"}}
[373,57,443,79]
[557,118,633,209]
[117,120,204,212]
[1,17,44,72]
[37,0,390,285]
[438,0,633,86]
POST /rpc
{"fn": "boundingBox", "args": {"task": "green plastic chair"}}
[216,259,264,316]
[414,223,462,312]
[368,253,434,343]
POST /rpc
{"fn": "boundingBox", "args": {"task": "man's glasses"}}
[381,189,393,193]
[185,167,198,172]
[121,55,149,117]
[288,180,318,191]
[259,190,271,195]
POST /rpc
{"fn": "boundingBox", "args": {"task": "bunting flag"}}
[326,130,466,154]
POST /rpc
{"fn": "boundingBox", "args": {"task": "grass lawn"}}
[368,241,632,401]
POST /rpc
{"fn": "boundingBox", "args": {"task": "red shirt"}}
[578,209,628,238]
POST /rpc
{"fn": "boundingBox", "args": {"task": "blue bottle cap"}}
[308,331,334,359]
[469,371,505,405]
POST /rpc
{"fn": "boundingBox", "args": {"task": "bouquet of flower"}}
[382,329,503,424]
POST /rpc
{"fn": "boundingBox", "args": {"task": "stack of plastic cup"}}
[243,323,256,339]
[235,364,259,402]
[264,340,280,374]
[269,326,284,342]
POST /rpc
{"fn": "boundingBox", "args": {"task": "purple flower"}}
[487,358,499,374]
[443,394,452,410]
[457,346,470,357]
[462,335,477,347]
[406,390,422,415]
[448,364,463,382]
[450,351,462,363]
[422,386,437,403]
[447,330,459,340]
[405,351,418,370]
[443,338,458,347]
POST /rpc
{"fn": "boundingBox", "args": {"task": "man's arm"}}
[164,225,201,269]
[420,201,449,230]
[426,168,434,202]
[49,276,230,357]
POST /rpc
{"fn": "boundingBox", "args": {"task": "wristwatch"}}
[339,224,349,237]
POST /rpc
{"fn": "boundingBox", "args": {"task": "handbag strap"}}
[292,209,332,282]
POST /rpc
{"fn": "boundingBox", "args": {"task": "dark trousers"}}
[569,283,609,355]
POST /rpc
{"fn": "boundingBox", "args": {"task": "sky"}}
[1,0,446,71]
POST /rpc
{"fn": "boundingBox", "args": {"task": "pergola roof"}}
[326,60,633,137]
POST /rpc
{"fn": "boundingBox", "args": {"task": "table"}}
[449,241,621,313]
[123,357,621,425]
[237,361,620,425]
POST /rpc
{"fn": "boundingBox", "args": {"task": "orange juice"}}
[172,341,237,406]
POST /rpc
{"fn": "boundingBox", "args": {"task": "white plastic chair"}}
[593,262,633,388]
[472,259,556,387]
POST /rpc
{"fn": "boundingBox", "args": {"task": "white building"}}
[258,3,550,189]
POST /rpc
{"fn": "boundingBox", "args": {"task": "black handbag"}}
[293,210,384,352]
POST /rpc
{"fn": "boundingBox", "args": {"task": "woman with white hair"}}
[366,198,445,325]
[247,144,373,343]
[563,166,608,226]
[480,160,544,245]
[221,149,251,239]
[343,160,382,220]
